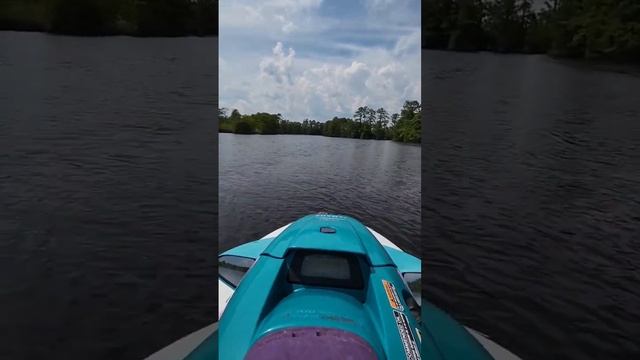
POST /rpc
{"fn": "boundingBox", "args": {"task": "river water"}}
[422,50,640,359]
[0,32,217,359]
[219,133,421,256]
[3,31,636,360]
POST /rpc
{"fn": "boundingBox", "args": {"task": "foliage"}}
[0,0,50,31]
[0,0,218,36]
[423,0,640,61]
[392,101,422,143]
[49,0,111,35]
[218,101,422,144]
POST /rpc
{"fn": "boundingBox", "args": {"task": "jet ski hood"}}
[262,214,395,267]
[219,214,422,360]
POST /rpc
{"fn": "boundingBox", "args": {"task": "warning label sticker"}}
[393,310,421,360]
[382,280,404,311]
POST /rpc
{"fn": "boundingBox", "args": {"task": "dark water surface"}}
[423,50,640,359]
[0,32,217,359]
[219,134,420,257]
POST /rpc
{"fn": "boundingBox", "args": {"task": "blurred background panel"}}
[0,2,218,358]
[422,1,640,359]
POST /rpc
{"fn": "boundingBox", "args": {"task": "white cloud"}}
[219,4,264,28]
[367,0,397,11]
[393,29,421,57]
[220,0,420,121]
[259,42,296,85]
[365,0,418,24]
[227,40,419,120]
[281,21,297,33]
[220,0,324,36]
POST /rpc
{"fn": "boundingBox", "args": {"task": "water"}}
[219,134,421,257]
[422,50,640,359]
[4,31,636,360]
[0,32,217,359]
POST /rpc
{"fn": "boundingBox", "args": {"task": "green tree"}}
[362,107,376,139]
[234,120,253,134]
[423,0,459,49]
[219,101,422,143]
[218,108,228,120]
[483,0,534,52]
[422,0,640,61]
[190,0,217,36]
[49,0,111,35]
[392,101,421,143]
[353,106,367,139]
[0,0,219,36]
[449,0,486,51]
[374,107,389,140]
[253,112,280,134]
[229,109,241,122]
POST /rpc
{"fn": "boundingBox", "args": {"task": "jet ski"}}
[146,214,521,359]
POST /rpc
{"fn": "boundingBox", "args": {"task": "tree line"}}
[218,101,422,144]
[0,0,217,36]
[423,0,640,61]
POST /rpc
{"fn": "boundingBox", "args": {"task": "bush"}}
[234,120,254,134]
[49,0,111,35]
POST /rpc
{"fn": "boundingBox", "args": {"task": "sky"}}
[219,0,421,122]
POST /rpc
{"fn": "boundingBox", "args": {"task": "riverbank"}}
[422,45,640,68]
[422,0,640,63]
[422,47,640,76]
[218,101,422,144]
[0,0,217,37]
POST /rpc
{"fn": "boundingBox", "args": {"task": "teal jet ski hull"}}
[147,214,521,360]
[219,214,424,360]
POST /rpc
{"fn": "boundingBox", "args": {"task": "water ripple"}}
[423,50,640,359]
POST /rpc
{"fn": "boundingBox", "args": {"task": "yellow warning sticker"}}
[382,279,404,311]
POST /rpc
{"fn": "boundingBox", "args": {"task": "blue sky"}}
[219,0,421,122]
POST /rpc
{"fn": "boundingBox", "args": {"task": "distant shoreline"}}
[0,29,217,38]
[0,0,217,38]
[219,132,422,146]
[421,46,640,70]
[421,0,639,65]
[420,48,639,65]
[219,102,421,144]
